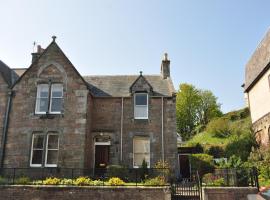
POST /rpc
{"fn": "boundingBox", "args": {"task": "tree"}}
[176,84,200,140]
[176,84,222,141]
[197,90,222,126]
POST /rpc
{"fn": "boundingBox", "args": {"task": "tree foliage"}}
[176,83,222,140]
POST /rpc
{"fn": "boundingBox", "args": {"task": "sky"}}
[0,0,270,112]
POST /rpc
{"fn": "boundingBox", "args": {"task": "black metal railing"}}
[201,167,259,190]
[0,167,171,186]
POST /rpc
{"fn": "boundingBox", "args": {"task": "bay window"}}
[134,93,148,119]
[133,137,150,168]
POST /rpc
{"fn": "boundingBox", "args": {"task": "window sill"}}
[36,113,63,119]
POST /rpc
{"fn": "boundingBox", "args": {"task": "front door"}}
[95,145,110,169]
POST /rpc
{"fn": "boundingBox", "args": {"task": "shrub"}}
[206,146,224,158]
[43,177,61,185]
[60,178,73,185]
[140,159,149,181]
[107,165,128,180]
[202,173,225,186]
[92,180,103,186]
[206,118,231,138]
[239,108,249,119]
[190,154,214,176]
[74,177,92,186]
[154,160,171,179]
[0,177,8,185]
[14,177,31,185]
[144,176,166,186]
[107,177,125,186]
[225,132,256,161]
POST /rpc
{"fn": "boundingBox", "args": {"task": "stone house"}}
[244,29,270,146]
[0,37,177,171]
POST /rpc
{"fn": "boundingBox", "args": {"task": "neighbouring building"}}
[0,37,178,172]
[244,29,270,146]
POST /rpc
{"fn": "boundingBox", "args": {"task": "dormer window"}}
[35,83,63,114]
[134,93,148,119]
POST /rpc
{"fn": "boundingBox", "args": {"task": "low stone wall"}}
[203,187,258,200]
[0,185,171,200]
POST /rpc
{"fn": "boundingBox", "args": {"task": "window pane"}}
[46,150,58,165]
[134,106,148,118]
[51,84,63,98]
[50,98,62,112]
[48,135,59,149]
[38,84,49,98]
[37,98,48,113]
[32,150,43,165]
[135,94,147,105]
[134,154,150,167]
[33,135,44,149]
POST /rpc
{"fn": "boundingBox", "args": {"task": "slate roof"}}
[84,75,175,97]
[0,60,19,87]
[245,29,270,92]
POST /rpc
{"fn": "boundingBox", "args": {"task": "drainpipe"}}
[0,90,13,168]
[120,97,124,162]
[161,97,164,165]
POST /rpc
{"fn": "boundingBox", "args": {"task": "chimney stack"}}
[161,53,170,79]
[31,45,44,63]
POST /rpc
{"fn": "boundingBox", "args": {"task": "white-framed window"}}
[30,133,59,167]
[134,93,148,119]
[133,137,150,168]
[45,133,59,167]
[35,83,63,114]
[30,134,45,167]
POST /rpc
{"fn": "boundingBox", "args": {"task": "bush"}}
[225,132,256,161]
[74,177,92,186]
[92,180,103,186]
[140,159,149,181]
[144,176,166,186]
[206,118,231,138]
[206,146,224,158]
[239,108,249,119]
[202,173,225,186]
[107,177,125,186]
[14,177,31,185]
[0,177,8,185]
[190,154,214,176]
[60,178,73,185]
[43,177,61,185]
[107,165,128,180]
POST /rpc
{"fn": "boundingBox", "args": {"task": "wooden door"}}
[95,145,109,169]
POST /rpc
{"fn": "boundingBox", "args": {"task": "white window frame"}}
[35,84,49,114]
[35,83,63,115]
[30,133,44,167]
[49,84,63,114]
[133,137,150,168]
[45,133,59,167]
[134,93,148,119]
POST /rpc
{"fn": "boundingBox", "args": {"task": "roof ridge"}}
[83,74,161,77]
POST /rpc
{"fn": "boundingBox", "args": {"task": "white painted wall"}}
[248,68,270,123]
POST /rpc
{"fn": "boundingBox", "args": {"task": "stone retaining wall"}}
[0,185,171,200]
[203,187,258,200]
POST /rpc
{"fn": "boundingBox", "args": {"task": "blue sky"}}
[0,0,269,112]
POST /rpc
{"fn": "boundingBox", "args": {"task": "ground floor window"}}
[133,137,150,168]
[30,133,59,167]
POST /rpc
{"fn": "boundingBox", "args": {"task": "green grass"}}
[184,108,252,151]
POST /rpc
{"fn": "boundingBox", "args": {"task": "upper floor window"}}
[35,83,63,114]
[134,93,148,119]
[30,133,59,167]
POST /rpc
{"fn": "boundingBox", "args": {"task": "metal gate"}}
[171,172,202,200]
